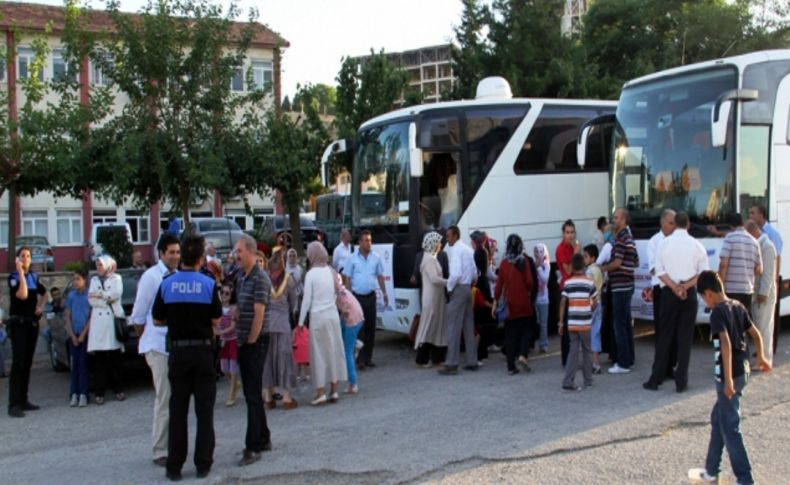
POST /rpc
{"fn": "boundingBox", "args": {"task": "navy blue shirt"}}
[152,270,222,341]
[710,299,752,381]
[8,271,46,317]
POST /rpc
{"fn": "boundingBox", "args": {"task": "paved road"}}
[1,323,788,484]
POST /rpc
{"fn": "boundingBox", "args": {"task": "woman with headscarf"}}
[534,243,551,353]
[472,232,497,361]
[493,234,535,375]
[262,248,299,410]
[414,232,448,367]
[87,255,125,404]
[297,242,347,405]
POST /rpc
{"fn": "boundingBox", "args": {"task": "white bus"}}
[324,78,616,333]
[579,49,790,322]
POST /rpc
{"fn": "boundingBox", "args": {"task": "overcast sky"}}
[27,0,464,97]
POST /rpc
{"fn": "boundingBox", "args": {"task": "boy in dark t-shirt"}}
[688,271,771,485]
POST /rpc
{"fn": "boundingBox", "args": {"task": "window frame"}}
[56,209,83,246]
[250,59,273,93]
[17,47,44,82]
[125,210,151,244]
[52,49,77,83]
[21,210,49,238]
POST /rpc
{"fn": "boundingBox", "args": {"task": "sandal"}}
[115,392,125,401]
[264,400,276,410]
[95,396,105,405]
[310,395,328,406]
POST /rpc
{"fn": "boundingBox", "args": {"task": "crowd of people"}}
[0,203,783,483]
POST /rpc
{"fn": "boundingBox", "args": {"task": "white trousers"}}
[145,350,170,460]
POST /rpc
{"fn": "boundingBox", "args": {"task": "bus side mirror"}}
[409,122,423,177]
[320,139,349,187]
[577,113,615,169]
[711,89,758,148]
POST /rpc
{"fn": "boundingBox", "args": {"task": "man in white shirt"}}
[745,219,777,364]
[644,212,708,393]
[332,229,353,273]
[439,226,478,375]
[647,209,676,376]
[130,233,181,467]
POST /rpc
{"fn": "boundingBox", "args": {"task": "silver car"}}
[16,235,55,272]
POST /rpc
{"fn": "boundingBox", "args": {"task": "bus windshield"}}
[353,121,410,226]
[612,67,738,232]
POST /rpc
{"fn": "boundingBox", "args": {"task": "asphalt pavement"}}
[1,323,788,484]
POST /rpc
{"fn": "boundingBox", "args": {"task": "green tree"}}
[294,83,336,115]
[0,24,111,270]
[63,0,276,234]
[281,94,291,112]
[449,0,488,100]
[333,51,407,177]
[246,87,330,255]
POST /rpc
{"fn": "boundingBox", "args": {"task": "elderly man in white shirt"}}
[644,211,708,393]
[745,219,777,364]
[647,209,676,375]
[332,229,353,273]
[438,226,478,375]
[130,234,181,467]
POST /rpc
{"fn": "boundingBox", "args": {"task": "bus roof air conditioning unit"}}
[475,77,513,100]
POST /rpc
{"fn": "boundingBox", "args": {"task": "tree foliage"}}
[245,86,330,255]
[451,0,790,100]
[63,0,273,232]
[0,22,111,269]
[292,83,336,115]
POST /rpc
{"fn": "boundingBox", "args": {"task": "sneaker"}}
[78,395,88,407]
[354,340,364,360]
[608,364,631,374]
[70,394,78,407]
[592,365,602,375]
[344,384,359,394]
[687,468,717,482]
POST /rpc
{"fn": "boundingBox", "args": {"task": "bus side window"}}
[513,106,612,174]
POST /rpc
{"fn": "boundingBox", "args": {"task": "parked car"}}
[15,235,54,272]
[260,215,326,249]
[44,268,145,372]
[188,218,245,261]
[90,222,133,262]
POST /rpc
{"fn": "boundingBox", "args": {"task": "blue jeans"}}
[612,289,634,368]
[68,340,89,396]
[342,322,363,386]
[705,374,753,485]
[590,304,602,353]
[535,302,549,350]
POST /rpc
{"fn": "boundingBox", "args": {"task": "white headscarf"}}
[97,255,117,277]
[422,231,443,256]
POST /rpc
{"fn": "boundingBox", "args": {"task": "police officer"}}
[153,235,222,481]
[7,246,47,418]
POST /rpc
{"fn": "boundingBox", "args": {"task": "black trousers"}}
[652,285,677,377]
[7,317,39,411]
[504,317,532,372]
[354,293,377,364]
[237,340,271,452]
[729,293,752,316]
[93,349,124,397]
[415,344,447,366]
[648,289,698,389]
[167,347,216,474]
[560,300,570,367]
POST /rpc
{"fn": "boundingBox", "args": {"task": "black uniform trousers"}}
[237,338,271,453]
[8,316,39,411]
[354,292,377,365]
[652,285,677,377]
[167,346,216,474]
[647,289,698,390]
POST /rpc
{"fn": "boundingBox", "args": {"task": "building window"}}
[251,60,273,92]
[90,55,113,86]
[52,49,77,83]
[126,210,150,243]
[438,64,452,79]
[22,210,49,237]
[0,211,8,246]
[225,210,248,230]
[422,65,437,80]
[18,47,44,81]
[93,209,117,224]
[231,68,244,92]
[252,208,274,229]
[56,209,83,245]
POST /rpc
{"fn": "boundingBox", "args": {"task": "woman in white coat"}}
[87,255,125,404]
[297,242,347,406]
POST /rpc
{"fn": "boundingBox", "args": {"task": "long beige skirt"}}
[309,307,348,389]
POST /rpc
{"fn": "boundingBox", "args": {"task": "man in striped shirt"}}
[718,214,762,312]
[558,254,598,390]
[601,208,639,374]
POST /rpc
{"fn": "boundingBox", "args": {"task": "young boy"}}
[688,270,771,485]
[583,244,604,374]
[558,253,598,391]
[65,269,91,407]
